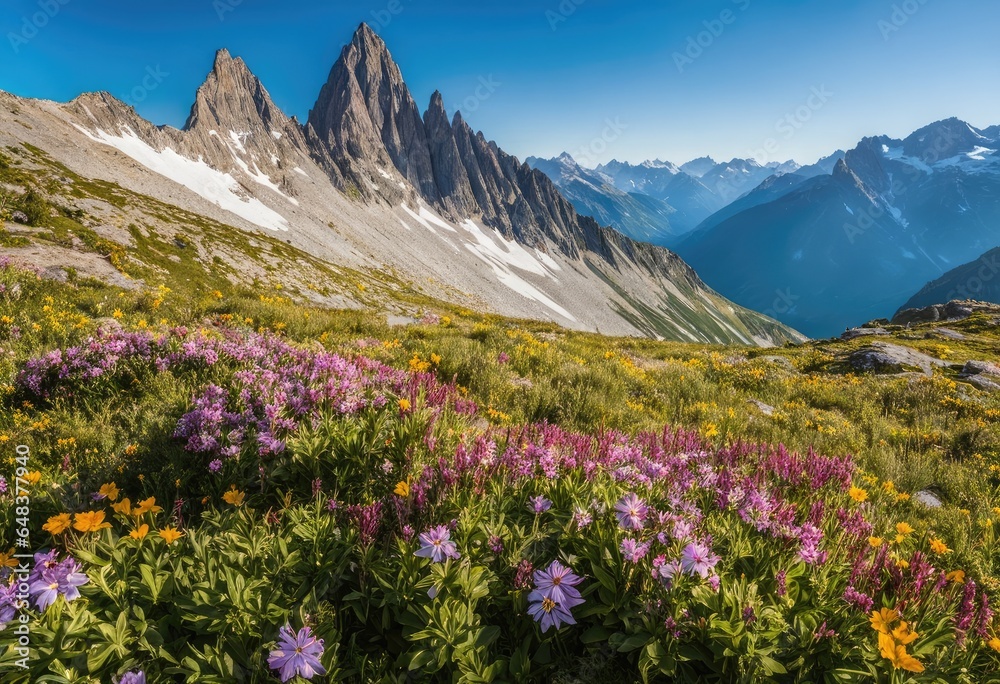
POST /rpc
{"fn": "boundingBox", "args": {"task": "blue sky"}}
[2,0,998,166]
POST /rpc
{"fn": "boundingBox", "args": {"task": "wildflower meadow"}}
[1,256,1000,682]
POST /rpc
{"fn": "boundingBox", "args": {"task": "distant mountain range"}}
[0,24,802,346]
[528,150,843,247]
[673,118,1000,337]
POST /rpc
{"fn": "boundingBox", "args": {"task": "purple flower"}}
[488,535,504,554]
[115,672,146,684]
[346,502,383,546]
[615,493,648,530]
[527,592,576,632]
[529,496,552,514]
[620,538,650,563]
[652,557,683,588]
[528,560,585,632]
[680,542,720,579]
[531,560,584,609]
[208,459,222,473]
[414,525,461,563]
[0,580,17,629]
[28,555,89,611]
[843,585,874,613]
[775,570,787,598]
[497,352,510,365]
[267,624,326,682]
[401,525,415,542]
[0,476,7,494]
[742,605,756,625]
[573,506,593,529]
[514,560,534,590]
[706,574,721,592]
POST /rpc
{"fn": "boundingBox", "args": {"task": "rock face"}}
[891,300,1000,326]
[848,343,949,376]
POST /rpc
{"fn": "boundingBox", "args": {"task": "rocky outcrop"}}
[848,343,949,376]
[891,300,1000,326]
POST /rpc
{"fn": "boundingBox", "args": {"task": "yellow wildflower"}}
[98,482,119,502]
[929,537,951,555]
[25,471,41,485]
[870,607,899,634]
[222,487,245,507]
[42,513,72,535]
[159,527,183,545]
[946,570,966,584]
[849,486,868,503]
[892,621,919,646]
[73,510,111,533]
[130,524,149,540]
[869,536,884,547]
[112,498,133,515]
[989,637,1000,652]
[0,548,19,569]
[394,480,410,497]
[895,522,914,536]
[134,497,163,516]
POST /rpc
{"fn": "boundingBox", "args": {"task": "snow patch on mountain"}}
[74,124,290,232]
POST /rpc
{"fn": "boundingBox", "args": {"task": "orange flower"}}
[895,522,914,536]
[73,510,111,533]
[112,498,133,515]
[883,641,924,673]
[946,570,966,584]
[159,527,183,544]
[870,607,899,634]
[98,482,119,502]
[24,471,41,485]
[130,524,149,540]
[398,398,411,412]
[891,621,919,646]
[868,536,884,547]
[42,513,72,535]
[849,486,868,503]
[135,497,162,516]
[0,548,19,569]
[222,487,245,507]
[989,637,1000,652]
[929,537,951,555]
[394,480,410,497]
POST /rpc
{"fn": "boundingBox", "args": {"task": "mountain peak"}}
[184,48,285,134]
[214,48,233,68]
[308,23,438,199]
